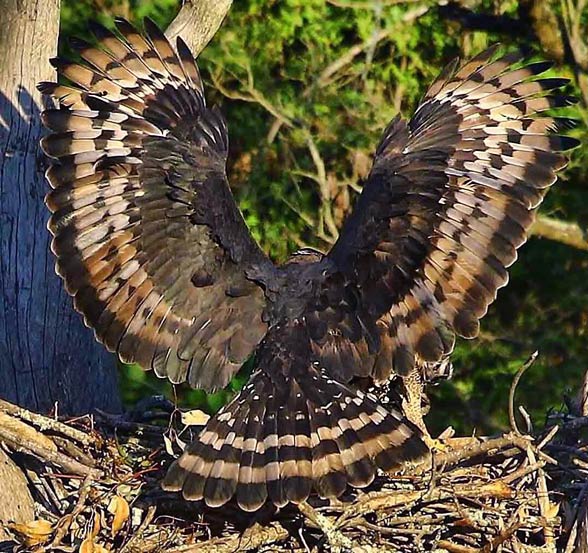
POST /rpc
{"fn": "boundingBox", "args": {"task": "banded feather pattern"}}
[39,18,271,391]
[163,367,427,511]
[320,45,578,382]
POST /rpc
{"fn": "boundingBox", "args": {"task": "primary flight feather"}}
[39,19,578,511]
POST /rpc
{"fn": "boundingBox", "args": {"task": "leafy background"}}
[59,0,588,435]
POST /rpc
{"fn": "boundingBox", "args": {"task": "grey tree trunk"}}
[0,0,120,415]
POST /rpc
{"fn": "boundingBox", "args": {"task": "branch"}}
[509,351,539,435]
[520,0,566,63]
[530,215,588,252]
[0,412,99,477]
[561,0,588,105]
[0,399,93,446]
[210,69,295,129]
[165,0,233,57]
[438,2,526,35]
[167,522,288,553]
[305,134,339,241]
[313,3,432,90]
[315,27,393,89]
[327,0,423,8]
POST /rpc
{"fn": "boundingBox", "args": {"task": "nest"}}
[1,379,587,553]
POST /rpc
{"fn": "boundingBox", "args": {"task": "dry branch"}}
[0,412,99,478]
[169,522,289,553]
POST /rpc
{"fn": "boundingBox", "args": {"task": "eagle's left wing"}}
[308,46,578,382]
[39,19,273,391]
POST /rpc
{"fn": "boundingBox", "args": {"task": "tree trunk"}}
[0,0,120,415]
[0,0,234,416]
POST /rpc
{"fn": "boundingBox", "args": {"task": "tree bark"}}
[0,0,121,415]
[165,0,233,56]
[0,0,234,416]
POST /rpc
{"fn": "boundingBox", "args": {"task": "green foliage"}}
[62,0,588,434]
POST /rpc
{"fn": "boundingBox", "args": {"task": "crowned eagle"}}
[39,18,578,511]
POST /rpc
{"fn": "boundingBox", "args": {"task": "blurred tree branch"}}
[530,215,588,252]
[165,0,233,57]
[519,0,565,63]
[439,2,525,35]
[327,0,424,7]
[561,0,588,105]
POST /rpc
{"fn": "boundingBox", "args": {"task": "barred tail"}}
[162,367,428,511]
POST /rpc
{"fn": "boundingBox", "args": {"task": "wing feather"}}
[316,47,578,382]
[40,19,272,391]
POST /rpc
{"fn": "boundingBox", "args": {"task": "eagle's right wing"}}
[39,19,272,391]
[310,46,578,383]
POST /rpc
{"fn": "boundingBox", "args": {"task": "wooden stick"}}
[166,522,288,553]
[0,413,100,478]
[49,473,94,547]
[0,399,93,445]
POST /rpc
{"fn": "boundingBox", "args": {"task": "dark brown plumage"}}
[39,19,578,511]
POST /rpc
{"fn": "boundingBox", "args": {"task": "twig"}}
[166,522,289,553]
[305,134,339,241]
[0,414,100,478]
[50,473,94,548]
[565,480,588,553]
[557,415,588,433]
[537,425,560,451]
[416,434,530,473]
[299,501,353,550]
[209,69,295,129]
[120,505,157,553]
[436,540,478,553]
[94,410,167,437]
[509,352,538,435]
[527,446,556,548]
[480,519,522,553]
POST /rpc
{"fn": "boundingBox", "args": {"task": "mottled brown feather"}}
[40,19,271,391]
[320,46,578,383]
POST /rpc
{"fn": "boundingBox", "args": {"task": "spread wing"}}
[309,46,578,382]
[39,19,272,391]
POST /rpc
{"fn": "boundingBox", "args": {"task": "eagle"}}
[39,18,577,512]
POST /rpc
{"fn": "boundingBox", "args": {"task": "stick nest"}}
[1,392,587,553]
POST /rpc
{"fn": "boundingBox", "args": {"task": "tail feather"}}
[280,384,311,503]
[203,403,248,508]
[264,391,287,508]
[330,396,376,488]
[235,378,268,511]
[307,392,348,500]
[290,385,313,503]
[162,367,428,510]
